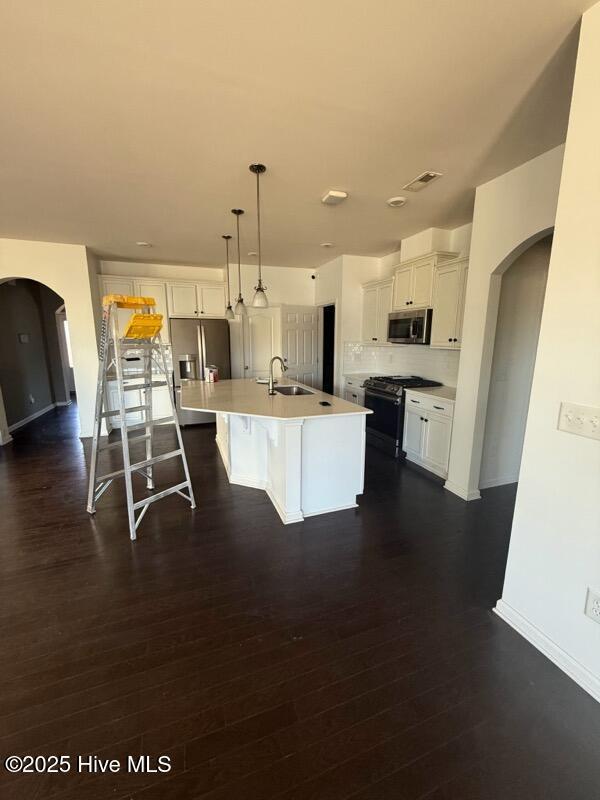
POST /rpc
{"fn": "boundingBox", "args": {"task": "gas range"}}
[362,375,442,398]
[363,375,443,458]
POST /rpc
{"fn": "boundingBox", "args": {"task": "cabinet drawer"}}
[405,392,454,418]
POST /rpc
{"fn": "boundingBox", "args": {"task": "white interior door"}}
[247,310,277,379]
[281,306,318,387]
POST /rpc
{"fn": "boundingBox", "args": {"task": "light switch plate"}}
[558,402,600,441]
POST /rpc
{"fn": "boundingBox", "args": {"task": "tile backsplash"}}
[344,342,460,386]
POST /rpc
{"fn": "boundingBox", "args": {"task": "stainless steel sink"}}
[274,385,314,396]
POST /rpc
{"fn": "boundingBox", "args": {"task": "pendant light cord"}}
[255,171,262,283]
[225,237,231,305]
[236,213,242,296]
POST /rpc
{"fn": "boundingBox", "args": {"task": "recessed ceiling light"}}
[386,196,407,208]
[135,241,152,247]
[247,251,258,257]
[321,190,348,205]
[320,242,335,248]
[402,171,442,192]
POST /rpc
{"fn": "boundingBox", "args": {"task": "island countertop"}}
[180,377,372,420]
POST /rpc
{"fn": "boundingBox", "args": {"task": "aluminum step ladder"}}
[86,294,196,540]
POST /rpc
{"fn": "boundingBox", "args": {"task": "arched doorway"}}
[0,278,77,442]
[479,235,552,488]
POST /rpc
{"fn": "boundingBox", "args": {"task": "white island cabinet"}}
[180,378,371,524]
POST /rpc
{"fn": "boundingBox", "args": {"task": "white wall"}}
[101,259,316,308]
[0,239,100,437]
[315,255,380,395]
[315,256,343,394]
[344,343,460,387]
[497,3,600,703]
[445,145,564,500]
[100,260,225,282]
[480,238,550,489]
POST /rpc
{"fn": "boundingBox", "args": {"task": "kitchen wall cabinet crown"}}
[430,257,468,350]
[361,278,393,343]
[391,251,458,311]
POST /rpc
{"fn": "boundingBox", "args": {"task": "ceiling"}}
[0,1,588,268]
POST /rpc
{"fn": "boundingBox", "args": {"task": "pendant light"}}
[231,208,247,316]
[249,163,269,308]
[222,234,235,319]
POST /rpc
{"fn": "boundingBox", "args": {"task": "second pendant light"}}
[231,208,247,316]
[249,163,269,308]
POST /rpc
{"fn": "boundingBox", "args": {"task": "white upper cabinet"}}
[167,283,198,317]
[430,258,468,349]
[134,279,170,341]
[167,282,226,318]
[376,280,393,342]
[391,251,458,311]
[362,286,378,342]
[362,278,393,343]
[392,266,413,309]
[99,276,135,337]
[199,284,226,316]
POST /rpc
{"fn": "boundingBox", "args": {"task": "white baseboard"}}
[229,472,269,491]
[303,503,358,518]
[479,475,519,490]
[443,479,481,501]
[266,487,304,525]
[495,600,600,704]
[8,403,57,433]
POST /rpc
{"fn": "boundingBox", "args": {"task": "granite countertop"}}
[405,385,457,402]
[343,373,382,384]
[180,377,372,420]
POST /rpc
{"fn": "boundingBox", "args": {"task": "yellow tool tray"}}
[123,313,163,339]
[102,294,156,309]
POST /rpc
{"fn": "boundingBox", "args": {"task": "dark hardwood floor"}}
[1,403,599,799]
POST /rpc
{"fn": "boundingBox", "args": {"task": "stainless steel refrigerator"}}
[170,318,231,425]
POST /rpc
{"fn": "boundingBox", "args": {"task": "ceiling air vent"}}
[402,171,442,192]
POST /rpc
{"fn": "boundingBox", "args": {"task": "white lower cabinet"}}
[343,377,366,406]
[106,384,173,429]
[402,390,454,478]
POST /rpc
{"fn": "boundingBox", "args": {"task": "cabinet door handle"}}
[448,338,452,342]
[372,338,377,341]
[433,405,444,410]
[410,399,420,404]
[453,338,458,342]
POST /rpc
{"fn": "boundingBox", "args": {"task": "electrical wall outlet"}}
[558,402,600,441]
[584,588,600,624]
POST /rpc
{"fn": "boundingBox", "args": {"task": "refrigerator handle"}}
[197,324,207,380]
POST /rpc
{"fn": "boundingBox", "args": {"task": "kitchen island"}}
[180,378,371,523]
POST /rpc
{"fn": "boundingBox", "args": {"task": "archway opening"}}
[479,234,552,489]
[0,278,77,443]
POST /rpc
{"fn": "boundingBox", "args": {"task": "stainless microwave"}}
[387,308,433,344]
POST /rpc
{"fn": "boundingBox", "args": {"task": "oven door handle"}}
[365,389,401,405]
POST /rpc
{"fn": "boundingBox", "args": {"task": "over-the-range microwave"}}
[387,308,433,344]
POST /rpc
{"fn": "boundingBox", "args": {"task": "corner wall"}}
[497,2,600,702]
[0,239,100,437]
[445,145,564,500]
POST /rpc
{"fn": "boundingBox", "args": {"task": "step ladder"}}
[86,294,196,540]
